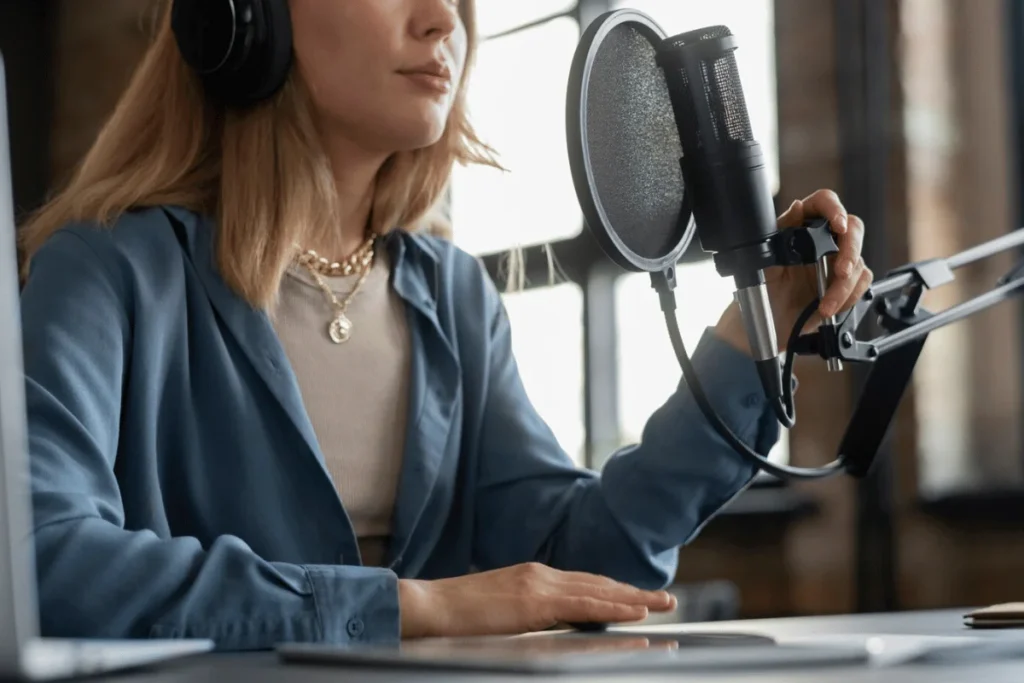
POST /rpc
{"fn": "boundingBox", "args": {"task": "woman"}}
[18,0,871,651]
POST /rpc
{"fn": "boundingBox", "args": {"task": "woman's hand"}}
[398,562,676,639]
[715,189,873,354]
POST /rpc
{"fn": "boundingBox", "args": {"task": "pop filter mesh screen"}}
[585,22,688,260]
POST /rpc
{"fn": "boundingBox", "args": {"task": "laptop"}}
[0,54,213,679]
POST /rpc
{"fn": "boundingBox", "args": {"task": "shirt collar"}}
[382,229,441,318]
[164,206,443,318]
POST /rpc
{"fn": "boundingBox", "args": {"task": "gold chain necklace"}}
[296,237,375,277]
[295,246,375,344]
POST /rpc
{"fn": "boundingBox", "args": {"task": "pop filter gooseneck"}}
[566,10,846,480]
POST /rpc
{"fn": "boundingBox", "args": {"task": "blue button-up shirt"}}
[21,206,777,651]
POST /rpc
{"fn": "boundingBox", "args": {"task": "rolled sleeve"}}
[305,566,400,645]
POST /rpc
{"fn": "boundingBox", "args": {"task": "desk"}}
[95,609,1024,682]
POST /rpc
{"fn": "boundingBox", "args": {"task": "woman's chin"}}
[390,123,449,153]
[323,108,450,155]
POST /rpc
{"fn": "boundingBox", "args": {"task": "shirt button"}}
[742,393,761,409]
[347,618,365,638]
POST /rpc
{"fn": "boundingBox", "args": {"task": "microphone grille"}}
[666,24,734,45]
[662,25,754,146]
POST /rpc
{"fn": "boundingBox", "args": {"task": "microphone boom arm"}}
[786,226,1024,477]
[791,227,1024,363]
[657,220,1024,480]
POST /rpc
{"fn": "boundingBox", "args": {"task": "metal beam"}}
[834,0,899,614]
[1008,0,1024,477]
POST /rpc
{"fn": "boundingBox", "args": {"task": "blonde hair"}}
[20,1,498,308]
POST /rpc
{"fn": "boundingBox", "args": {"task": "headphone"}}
[171,0,294,107]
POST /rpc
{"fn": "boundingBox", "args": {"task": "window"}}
[502,284,587,466]
[475,0,577,40]
[450,17,583,256]
[615,265,789,465]
[616,264,733,444]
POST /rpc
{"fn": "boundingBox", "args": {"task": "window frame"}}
[1011,0,1024,457]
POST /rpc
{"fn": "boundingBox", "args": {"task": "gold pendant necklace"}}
[328,314,354,344]
[298,251,374,345]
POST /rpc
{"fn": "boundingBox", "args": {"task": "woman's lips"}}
[399,71,452,95]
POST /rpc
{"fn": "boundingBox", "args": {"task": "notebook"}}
[964,603,1024,628]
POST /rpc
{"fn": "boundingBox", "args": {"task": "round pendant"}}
[328,315,353,344]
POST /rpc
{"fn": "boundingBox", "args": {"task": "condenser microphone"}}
[654,26,785,405]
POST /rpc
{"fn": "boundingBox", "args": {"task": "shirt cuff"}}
[304,565,400,645]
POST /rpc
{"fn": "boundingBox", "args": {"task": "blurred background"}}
[3,0,1023,620]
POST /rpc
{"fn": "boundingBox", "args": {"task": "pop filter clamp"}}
[566,9,1024,481]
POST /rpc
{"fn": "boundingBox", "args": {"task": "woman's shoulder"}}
[31,205,198,282]
[24,205,204,315]
[49,205,193,261]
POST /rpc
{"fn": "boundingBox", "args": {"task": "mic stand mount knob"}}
[711,218,845,371]
[771,218,844,371]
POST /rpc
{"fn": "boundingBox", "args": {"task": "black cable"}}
[774,298,823,429]
[656,283,846,480]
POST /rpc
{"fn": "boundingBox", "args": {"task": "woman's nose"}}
[412,0,459,42]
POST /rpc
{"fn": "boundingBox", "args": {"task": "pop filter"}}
[566,10,694,273]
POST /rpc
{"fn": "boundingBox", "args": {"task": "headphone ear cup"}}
[172,0,293,108]
[240,0,293,105]
[172,0,240,75]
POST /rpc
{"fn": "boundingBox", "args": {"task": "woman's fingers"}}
[838,266,874,314]
[821,256,866,318]
[834,214,865,279]
[771,190,868,320]
[546,596,650,627]
[800,189,849,234]
[512,565,674,631]
[820,216,866,317]
[553,579,675,611]
[777,199,805,229]
[553,570,675,609]
[555,570,630,587]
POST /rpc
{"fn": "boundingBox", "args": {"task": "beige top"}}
[271,253,411,567]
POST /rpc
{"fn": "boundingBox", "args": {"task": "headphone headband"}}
[171,0,294,107]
